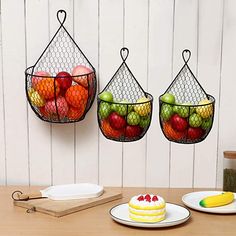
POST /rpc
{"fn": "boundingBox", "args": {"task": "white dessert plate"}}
[109,203,190,228]
[182,191,236,214]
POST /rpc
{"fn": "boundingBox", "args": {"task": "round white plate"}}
[109,203,190,228]
[182,191,236,214]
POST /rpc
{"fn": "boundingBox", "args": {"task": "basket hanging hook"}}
[182,49,191,64]
[120,47,129,62]
[57,9,67,26]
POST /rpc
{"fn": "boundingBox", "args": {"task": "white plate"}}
[182,191,236,214]
[109,203,190,228]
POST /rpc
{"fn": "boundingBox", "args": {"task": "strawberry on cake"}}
[128,194,166,223]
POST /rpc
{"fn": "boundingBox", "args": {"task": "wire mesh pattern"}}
[159,49,215,144]
[25,10,96,123]
[97,47,153,142]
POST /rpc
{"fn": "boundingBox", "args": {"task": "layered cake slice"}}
[128,194,166,223]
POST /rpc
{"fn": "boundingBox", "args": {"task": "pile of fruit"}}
[160,93,214,143]
[98,91,152,141]
[27,65,95,122]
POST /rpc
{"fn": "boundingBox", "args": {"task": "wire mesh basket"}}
[159,49,215,144]
[25,10,96,123]
[97,47,153,142]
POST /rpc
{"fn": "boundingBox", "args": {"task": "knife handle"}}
[12,190,44,201]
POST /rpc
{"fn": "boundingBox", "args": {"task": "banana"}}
[199,192,234,208]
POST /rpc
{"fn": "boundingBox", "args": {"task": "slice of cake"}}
[128,194,166,223]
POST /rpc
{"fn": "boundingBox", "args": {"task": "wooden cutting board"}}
[14,188,122,217]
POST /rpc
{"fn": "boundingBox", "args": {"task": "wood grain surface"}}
[1,186,236,236]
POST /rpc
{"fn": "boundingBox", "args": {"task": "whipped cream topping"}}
[129,194,165,207]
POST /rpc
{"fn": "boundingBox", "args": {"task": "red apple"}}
[108,112,126,130]
[187,127,205,140]
[45,96,69,120]
[32,71,50,89]
[125,125,142,138]
[56,71,72,93]
[170,114,188,132]
[72,65,94,88]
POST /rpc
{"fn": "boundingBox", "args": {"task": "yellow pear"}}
[28,88,45,107]
[196,99,213,119]
[134,97,151,116]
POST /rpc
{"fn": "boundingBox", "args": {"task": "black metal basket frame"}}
[159,49,215,144]
[97,47,153,142]
[25,9,97,123]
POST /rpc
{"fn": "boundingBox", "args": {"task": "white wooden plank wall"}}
[0,0,232,188]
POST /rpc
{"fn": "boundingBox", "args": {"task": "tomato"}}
[163,122,185,141]
[101,119,123,139]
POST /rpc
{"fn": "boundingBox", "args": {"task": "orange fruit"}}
[65,85,88,109]
[67,106,84,120]
[101,119,123,139]
[163,122,185,141]
[35,78,60,100]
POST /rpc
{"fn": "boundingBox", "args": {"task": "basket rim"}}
[97,92,153,105]
[159,94,215,107]
[25,65,95,78]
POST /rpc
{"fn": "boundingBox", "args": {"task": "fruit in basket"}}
[196,99,213,119]
[67,106,84,120]
[187,127,204,140]
[56,71,72,92]
[45,96,69,119]
[199,192,234,208]
[139,115,151,128]
[160,93,175,104]
[163,122,185,141]
[28,88,45,107]
[65,85,88,110]
[72,65,94,88]
[189,113,202,127]
[101,119,123,139]
[99,102,111,119]
[134,97,151,116]
[170,114,188,132]
[125,125,143,138]
[201,118,213,130]
[161,104,173,121]
[127,111,140,126]
[109,112,126,130]
[32,71,51,89]
[35,78,60,100]
[39,106,49,119]
[99,91,113,102]
[111,100,132,116]
[173,104,191,118]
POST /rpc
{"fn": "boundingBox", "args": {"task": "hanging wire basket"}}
[159,49,215,144]
[97,47,153,142]
[25,10,97,123]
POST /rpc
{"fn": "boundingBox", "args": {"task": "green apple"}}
[173,105,189,118]
[134,97,151,116]
[196,99,213,118]
[201,118,213,130]
[111,100,133,116]
[189,113,203,127]
[160,93,175,104]
[99,91,113,102]
[127,111,141,126]
[161,104,173,121]
[139,115,151,128]
[99,102,111,119]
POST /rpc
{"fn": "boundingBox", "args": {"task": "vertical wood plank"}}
[74,0,99,184]
[217,0,236,188]
[0,8,6,185]
[170,0,198,187]
[146,0,174,187]
[123,0,149,187]
[49,0,75,185]
[25,0,52,185]
[1,0,29,184]
[99,0,123,186]
[194,0,223,188]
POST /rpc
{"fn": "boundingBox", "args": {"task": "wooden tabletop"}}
[0,186,235,236]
